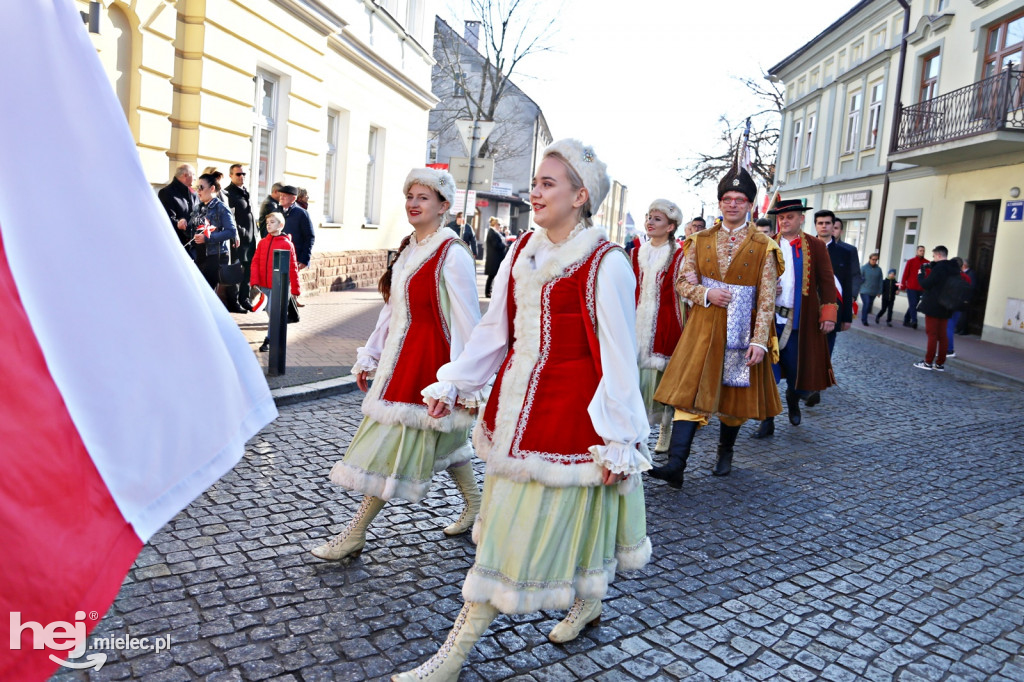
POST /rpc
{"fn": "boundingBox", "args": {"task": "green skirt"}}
[462,473,651,614]
[329,416,471,503]
[639,367,671,425]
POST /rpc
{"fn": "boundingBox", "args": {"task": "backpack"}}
[938,274,972,312]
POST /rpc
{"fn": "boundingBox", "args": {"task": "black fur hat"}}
[717,166,757,202]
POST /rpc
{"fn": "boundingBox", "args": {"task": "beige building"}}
[770,0,1024,348]
[79,0,438,291]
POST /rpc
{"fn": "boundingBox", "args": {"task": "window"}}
[789,118,803,170]
[865,82,884,148]
[936,0,949,12]
[803,114,815,168]
[252,71,278,203]
[364,126,382,225]
[453,71,466,97]
[838,49,847,72]
[919,50,940,102]
[844,92,862,153]
[824,58,835,82]
[843,219,867,256]
[871,26,887,52]
[797,77,806,97]
[852,41,864,64]
[983,11,1024,80]
[810,68,820,89]
[324,111,338,221]
[426,132,438,164]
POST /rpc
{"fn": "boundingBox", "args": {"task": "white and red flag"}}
[0,2,277,679]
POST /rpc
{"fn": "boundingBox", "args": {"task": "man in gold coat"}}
[648,167,783,488]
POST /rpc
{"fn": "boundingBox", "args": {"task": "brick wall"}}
[299,250,389,296]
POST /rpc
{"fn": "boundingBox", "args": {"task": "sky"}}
[440,0,857,223]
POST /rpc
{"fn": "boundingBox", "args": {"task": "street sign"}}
[455,119,495,154]
[454,189,477,216]
[1005,201,1023,221]
[448,156,494,192]
[491,181,513,197]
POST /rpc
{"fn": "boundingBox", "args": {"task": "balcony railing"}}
[894,67,1024,153]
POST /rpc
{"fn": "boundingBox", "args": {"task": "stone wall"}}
[299,250,389,296]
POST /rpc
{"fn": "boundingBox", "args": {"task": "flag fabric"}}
[0,2,278,679]
[739,117,753,173]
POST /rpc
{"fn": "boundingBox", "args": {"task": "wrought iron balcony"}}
[894,67,1024,154]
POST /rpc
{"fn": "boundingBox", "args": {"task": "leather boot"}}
[443,463,481,536]
[712,423,740,476]
[786,389,802,426]
[548,598,602,643]
[310,495,385,561]
[654,409,673,453]
[750,417,774,439]
[391,602,498,681]
[647,420,698,489]
[804,390,821,407]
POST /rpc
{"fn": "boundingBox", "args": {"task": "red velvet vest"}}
[632,245,686,361]
[481,232,620,466]
[378,238,456,407]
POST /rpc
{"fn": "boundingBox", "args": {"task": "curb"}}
[271,374,361,406]
[848,327,1024,390]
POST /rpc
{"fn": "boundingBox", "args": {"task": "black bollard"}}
[268,250,291,376]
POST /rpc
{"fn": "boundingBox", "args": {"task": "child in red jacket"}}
[250,212,300,351]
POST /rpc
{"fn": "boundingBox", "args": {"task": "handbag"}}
[218,241,245,286]
[287,295,300,324]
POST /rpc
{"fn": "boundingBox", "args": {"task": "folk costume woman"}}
[309,168,482,561]
[632,199,687,454]
[393,140,652,681]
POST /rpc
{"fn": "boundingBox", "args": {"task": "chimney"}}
[464,20,481,51]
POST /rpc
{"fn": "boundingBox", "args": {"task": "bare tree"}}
[680,72,784,191]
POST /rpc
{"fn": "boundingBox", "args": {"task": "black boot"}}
[750,417,774,439]
[804,391,821,407]
[786,389,802,426]
[712,424,740,476]
[647,420,698,489]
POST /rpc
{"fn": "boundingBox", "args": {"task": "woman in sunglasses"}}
[191,172,237,289]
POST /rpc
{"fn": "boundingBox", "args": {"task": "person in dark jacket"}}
[913,245,959,372]
[258,182,283,239]
[157,164,196,254]
[225,164,257,311]
[192,173,238,290]
[859,253,883,325]
[815,210,858,356]
[279,184,315,269]
[483,216,507,298]
[876,269,898,326]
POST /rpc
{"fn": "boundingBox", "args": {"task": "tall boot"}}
[750,417,774,439]
[310,495,385,561]
[647,420,698,489]
[712,423,740,476]
[786,388,802,426]
[391,601,498,681]
[443,463,481,536]
[654,408,673,453]
[548,598,602,643]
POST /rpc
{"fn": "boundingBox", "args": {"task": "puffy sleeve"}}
[586,250,652,475]
[352,302,391,376]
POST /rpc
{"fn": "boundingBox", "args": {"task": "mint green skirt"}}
[639,367,671,425]
[329,416,471,503]
[462,473,651,614]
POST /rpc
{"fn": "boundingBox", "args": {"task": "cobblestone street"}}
[55,331,1024,682]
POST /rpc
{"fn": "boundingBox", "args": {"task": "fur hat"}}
[717,166,757,202]
[648,199,683,226]
[404,167,457,206]
[542,139,611,216]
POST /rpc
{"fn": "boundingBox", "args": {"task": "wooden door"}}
[966,201,1000,334]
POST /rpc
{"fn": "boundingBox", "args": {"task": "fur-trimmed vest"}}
[474,227,624,487]
[361,228,474,432]
[632,242,686,371]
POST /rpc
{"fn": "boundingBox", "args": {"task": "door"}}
[966,201,1000,334]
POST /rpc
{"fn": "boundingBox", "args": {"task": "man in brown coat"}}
[648,167,783,487]
[751,200,838,439]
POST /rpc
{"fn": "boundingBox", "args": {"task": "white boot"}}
[310,495,385,561]
[391,601,498,681]
[443,463,481,536]
[654,408,673,453]
[548,598,602,643]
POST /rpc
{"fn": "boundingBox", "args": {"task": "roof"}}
[767,0,880,77]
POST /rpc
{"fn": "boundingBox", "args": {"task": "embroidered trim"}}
[635,242,674,369]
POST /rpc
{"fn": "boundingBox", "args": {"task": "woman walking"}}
[309,168,482,561]
[393,140,651,681]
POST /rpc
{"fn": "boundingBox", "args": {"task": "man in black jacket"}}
[913,245,959,372]
[225,164,257,311]
[280,185,315,270]
[258,182,283,239]
[483,217,507,297]
[814,210,858,357]
[157,164,196,255]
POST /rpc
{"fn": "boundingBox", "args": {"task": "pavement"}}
[50,276,1024,681]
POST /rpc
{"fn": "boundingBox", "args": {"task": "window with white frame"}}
[936,0,949,13]
[871,26,887,52]
[844,219,867,256]
[803,114,816,168]
[865,83,884,148]
[844,92,862,153]
[789,118,803,170]
[426,132,438,164]
[252,71,278,204]
[364,126,383,225]
[852,41,864,64]
[324,111,339,222]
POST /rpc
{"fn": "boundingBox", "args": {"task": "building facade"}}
[79,0,437,292]
[770,0,1024,348]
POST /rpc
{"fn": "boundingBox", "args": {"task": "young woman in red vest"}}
[632,199,687,455]
[309,168,482,561]
[393,140,651,681]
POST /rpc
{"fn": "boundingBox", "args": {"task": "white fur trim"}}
[543,139,610,215]
[328,443,472,503]
[588,443,653,476]
[635,241,674,371]
[616,536,652,571]
[462,561,615,614]
[404,167,456,206]
[361,227,472,433]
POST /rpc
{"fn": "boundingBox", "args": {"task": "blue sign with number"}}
[1006,201,1024,221]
